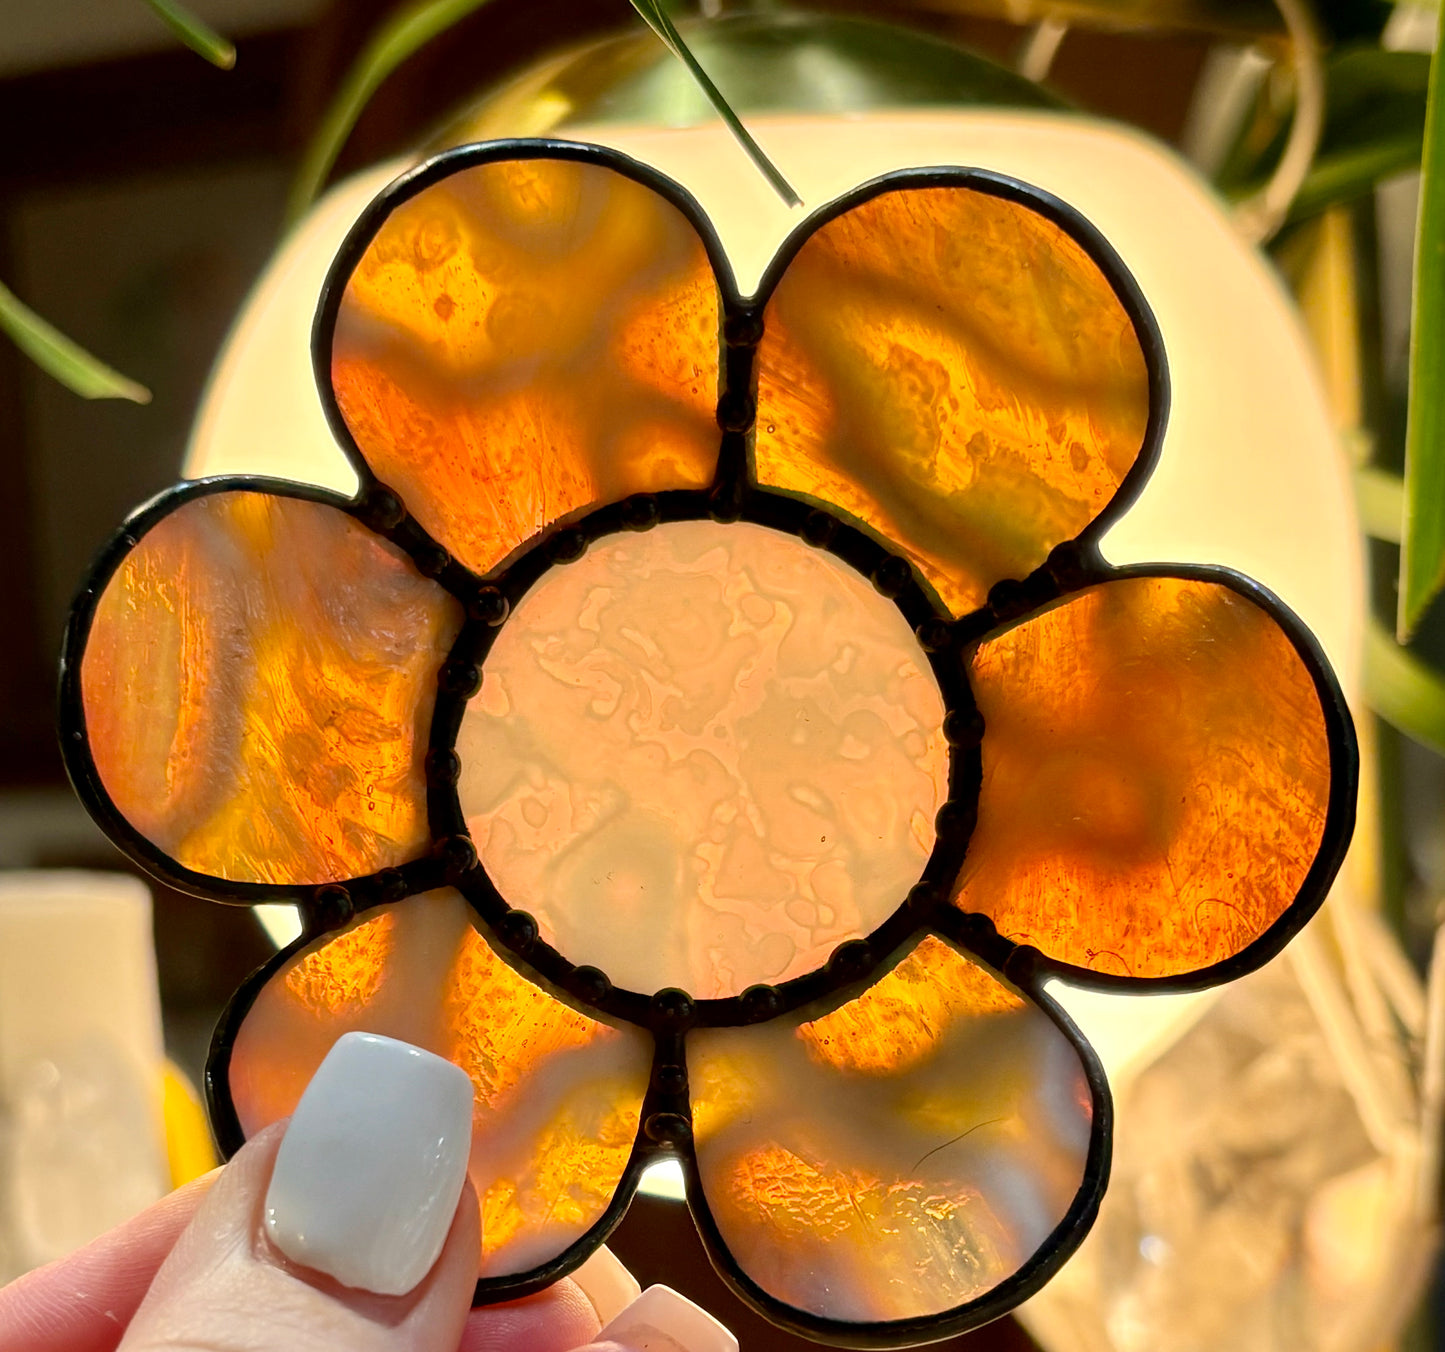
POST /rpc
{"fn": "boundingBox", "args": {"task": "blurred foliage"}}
[1400,27,1445,638]
[1368,618,1445,755]
[0,280,151,404]
[142,0,237,69]
[285,0,499,225]
[1222,46,1429,221]
[1197,4,1443,747]
[626,1,799,202]
[0,0,231,399]
[1356,465,1405,544]
[286,0,802,224]
[437,14,1063,151]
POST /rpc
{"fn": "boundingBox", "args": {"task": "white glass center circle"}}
[457,519,948,999]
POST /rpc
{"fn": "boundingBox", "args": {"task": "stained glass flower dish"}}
[59,140,1357,1346]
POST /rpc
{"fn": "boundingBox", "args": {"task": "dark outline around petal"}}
[59,475,462,906]
[57,137,1355,1346]
[312,140,738,527]
[676,928,1112,1348]
[311,141,1170,599]
[749,170,1170,604]
[207,890,657,1306]
[956,561,1357,995]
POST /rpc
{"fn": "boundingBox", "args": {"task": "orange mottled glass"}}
[689,935,1093,1323]
[332,157,720,577]
[754,186,1150,615]
[229,890,652,1277]
[798,935,1025,1075]
[955,576,1332,978]
[80,492,462,885]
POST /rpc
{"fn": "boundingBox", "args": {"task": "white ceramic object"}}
[0,870,167,1278]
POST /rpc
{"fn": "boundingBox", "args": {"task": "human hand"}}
[0,1034,735,1352]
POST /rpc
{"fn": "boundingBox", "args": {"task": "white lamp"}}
[187,111,1364,1085]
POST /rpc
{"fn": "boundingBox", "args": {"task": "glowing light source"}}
[190,111,1364,1086]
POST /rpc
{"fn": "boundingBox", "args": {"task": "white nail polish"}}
[572,1245,642,1325]
[263,1031,474,1297]
[596,1285,738,1352]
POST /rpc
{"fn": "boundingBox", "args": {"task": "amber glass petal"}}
[77,488,462,887]
[329,155,721,576]
[688,935,1098,1325]
[955,574,1338,981]
[754,183,1152,615]
[227,890,653,1279]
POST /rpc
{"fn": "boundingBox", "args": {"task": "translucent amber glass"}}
[690,935,1093,1322]
[955,576,1332,977]
[754,187,1150,615]
[80,492,462,885]
[229,890,652,1277]
[458,520,947,997]
[332,158,720,576]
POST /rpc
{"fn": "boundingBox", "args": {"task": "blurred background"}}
[1,0,1443,1348]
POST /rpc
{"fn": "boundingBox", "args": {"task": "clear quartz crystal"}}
[1021,943,1428,1352]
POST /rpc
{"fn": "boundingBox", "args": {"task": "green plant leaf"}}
[1222,46,1430,215]
[1324,47,1432,148]
[1366,619,1445,754]
[141,0,236,69]
[287,0,495,226]
[625,1,800,206]
[1286,134,1425,219]
[288,0,801,226]
[1400,27,1445,639]
[0,279,150,404]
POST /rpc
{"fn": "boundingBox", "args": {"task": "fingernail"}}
[263,1031,474,1297]
[596,1285,738,1352]
[572,1245,641,1325]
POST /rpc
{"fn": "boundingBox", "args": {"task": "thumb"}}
[120,1033,479,1352]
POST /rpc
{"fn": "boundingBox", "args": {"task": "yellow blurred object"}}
[162,1060,218,1187]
